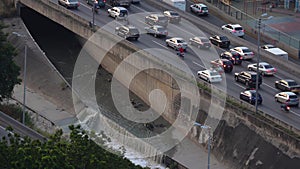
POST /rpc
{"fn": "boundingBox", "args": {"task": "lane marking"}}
[274,74,284,80]
[152,40,169,50]
[192,61,205,68]
[262,82,277,91]
[234,83,246,89]
[290,110,300,118]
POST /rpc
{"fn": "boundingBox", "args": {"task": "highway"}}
[40,0,300,129]
[0,111,46,141]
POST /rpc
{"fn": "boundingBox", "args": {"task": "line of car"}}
[61,1,299,108]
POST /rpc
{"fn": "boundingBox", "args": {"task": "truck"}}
[107,0,131,8]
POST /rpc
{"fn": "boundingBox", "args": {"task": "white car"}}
[197,69,222,83]
[108,7,128,20]
[230,47,254,60]
[163,10,181,23]
[247,62,277,76]
[58,0,80,9]
[275,92,299,107]
[221,24,244,37]
[190,3,208,16]
[166,37,188,50]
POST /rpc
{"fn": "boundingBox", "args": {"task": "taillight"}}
[287,99,290,102]
[232,30,236,33]
[274,68,277,72]
[287,106,290,110]
[240,57,243,59]
[104,0,106,2]
[199,10,202,12]
[242,30,245,32]
[78,2,80,6]
[223,65,226,67]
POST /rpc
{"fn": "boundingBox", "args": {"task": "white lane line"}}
[262,82,277,91]
[192,61,205,68]
[152,40,169,50]
[274,74,284,80]
[290,110,300,118]
[131,4,147,12]
[234,83,246,89]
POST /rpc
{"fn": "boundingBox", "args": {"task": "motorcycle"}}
[281,104,290,112]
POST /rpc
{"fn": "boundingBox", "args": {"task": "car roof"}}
[195,3,207,7]
[220,58,230,62]
[172,37,184,40]
[280,92,297,96]
[124,25,136,29]
[230,24,242,28]
[259,62,269,65]
[115,7,127,10]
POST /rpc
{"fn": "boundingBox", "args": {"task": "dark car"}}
[87,0,106,8]
[275,79,300,93]
[220,51,243,65]
[240,90,262,105]
[210,59,233,73]
[115,25,139,41]
[235,71,262,88]
[209,35,230,48]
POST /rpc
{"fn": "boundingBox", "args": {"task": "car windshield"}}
[234,27,243,31]
[130,28,139,34]
[177,39,185,43]
[210,71,219,76]
[120,10,128,16]
[220,36,228,41]
[69,0,78,2]
[290,95,298,99]
[242,48,252,53]
[288,81,298,86]
[157,28,166,32]
[202,7,208,10]
[170,12,179,16]
[264,65,273,69]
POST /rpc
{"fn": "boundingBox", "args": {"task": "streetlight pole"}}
[194,122,211,169]
[255,13,272,114]
[255,18,261,114]
[12,32,27,124]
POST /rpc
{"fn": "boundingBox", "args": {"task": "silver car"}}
[145,14,168,27]
[189,36,211,49]
[145,25,168,38]
[166,37,188,50]
[58,0,80,9]
[275,92,299,107]
[163,10,181,23]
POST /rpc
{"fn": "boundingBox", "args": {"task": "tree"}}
[0,22,21,101]
[0,125,148,169]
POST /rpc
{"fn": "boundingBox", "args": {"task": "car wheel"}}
[275,97,279,102]
[245,81,249,86]
[296,104,299,107]
[248,67,252,71]
[166,42,169,47]
[207,79,210,83]
[154,34,157,38]
[262,72,265,76]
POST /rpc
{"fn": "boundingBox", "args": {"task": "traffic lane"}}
[185,0,258,46]
[221,71,300,129]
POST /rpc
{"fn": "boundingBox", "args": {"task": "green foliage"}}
[0,103,33,127]
[0,22,21,101]
[0,125,146,169]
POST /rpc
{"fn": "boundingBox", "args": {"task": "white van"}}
[261,44,288,60]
